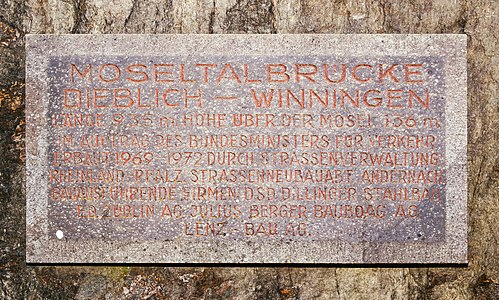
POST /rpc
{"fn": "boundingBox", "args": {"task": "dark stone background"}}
[0,0,497,299]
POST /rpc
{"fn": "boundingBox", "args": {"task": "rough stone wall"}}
[0,0,497,299]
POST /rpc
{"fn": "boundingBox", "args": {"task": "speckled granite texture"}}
[26,34,466,263]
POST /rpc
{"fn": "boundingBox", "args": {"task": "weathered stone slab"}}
[26,34,467,263]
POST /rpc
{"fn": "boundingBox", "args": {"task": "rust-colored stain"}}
[0,20,19,47]
[0,81,24,111]
[477,274,497,285]
[279,287,298,298]
[12,118,25,162]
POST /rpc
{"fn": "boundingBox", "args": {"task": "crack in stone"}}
[71,0,88,33]
[124,0,139,29]
[208,0,216,34]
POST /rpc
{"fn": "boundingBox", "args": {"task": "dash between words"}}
[60,62,435,110]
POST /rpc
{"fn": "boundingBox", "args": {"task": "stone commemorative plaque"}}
[26,35,467,263]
